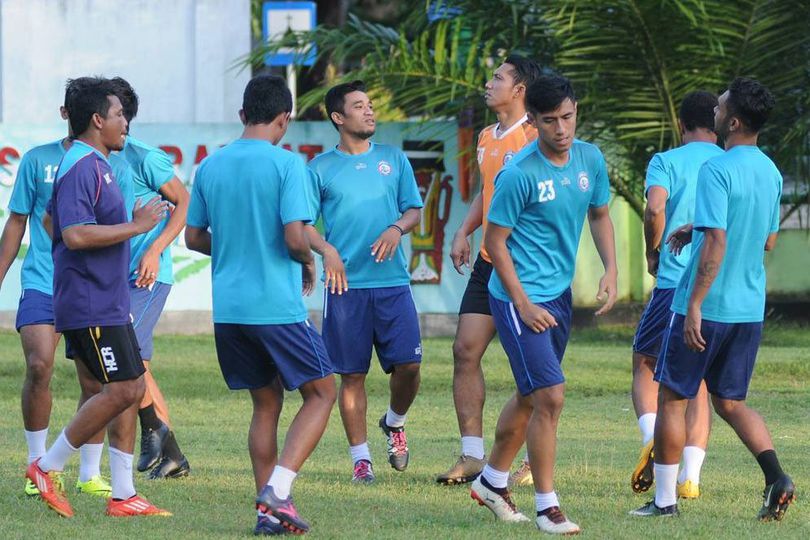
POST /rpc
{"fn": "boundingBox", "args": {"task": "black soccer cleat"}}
[137,423,169,472]
[148,455,191,480]
[757,474,796,521]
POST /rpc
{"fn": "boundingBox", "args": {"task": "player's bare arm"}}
[284,221,316,295]
[62,196,168,250]
[370,207,420,263]
[134,177,189,288]
[765,232,778,251]
[666,223,694,256]
[184,225,211,256]
[588,204,619,315]
[485,222,557,333]
[0,212,28,287]
[305,225,347,294]
[643,186,668,277]
[685,227,726,352]
[450,191,483,274]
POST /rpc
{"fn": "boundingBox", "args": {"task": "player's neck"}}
[337,134,371,155]
[60,137,73,151]
[77,134,110,157]
[537,139,570,167]
[494,107,526,135]
[241,124,284,145]
[724,131,759,150]
[681,129,717,145]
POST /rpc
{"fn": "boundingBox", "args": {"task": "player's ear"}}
[525,113,536,128]
[238,109,246,126]
[59,106,69,121]
[91,112,104,130]
[330,111,343,127]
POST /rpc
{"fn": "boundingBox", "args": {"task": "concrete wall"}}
[0,0,250,123]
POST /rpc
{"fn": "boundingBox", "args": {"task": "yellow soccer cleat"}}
[76,475,112,497]
[631,439,655,493]
[677,479,700,499]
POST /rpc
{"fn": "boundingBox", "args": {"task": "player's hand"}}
[132,196,169,234]
[595,270,618,316]
[323,245,348,295]
[450,230,471,275]
[684,304,706,352]
[133,248,160,288]
[517,303,557,333]
[646,249,660,277]
[666,223,694,256]
[370,227,402,263]
[302,259,316,296]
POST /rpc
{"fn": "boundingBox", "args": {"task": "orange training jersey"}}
[477,116,538,262]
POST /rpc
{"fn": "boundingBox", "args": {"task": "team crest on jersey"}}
[477,147,485,164]
[578,171,590,192]
[503,151,515,165]
[355,162,367,170]
[377,160,392,175]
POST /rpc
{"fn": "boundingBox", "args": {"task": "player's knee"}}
[632,353,656,375]
[711,396,740,421]
[453,338,482,366]
[25,353,54,386]
[393,361,420,379]
[533,388,564,415]
[303,376,337,406]
[108,377,145,408]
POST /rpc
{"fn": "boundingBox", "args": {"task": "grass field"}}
[0,325,808,539]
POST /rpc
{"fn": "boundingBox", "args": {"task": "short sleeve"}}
[56,166,98,229]
[280,156,313,225]
[142,149,176,191]
[487,167,530,229]
[186,163,209,229]
[110,156,135,218]
[305,167,323,222]
[397,154,424,213]
[645,153,669,198]
[590,149,611,208]
[694,163,729,230]
[8,152,37,215]
[770,173,783,233]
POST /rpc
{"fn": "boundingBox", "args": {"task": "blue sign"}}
[262,1,317,66]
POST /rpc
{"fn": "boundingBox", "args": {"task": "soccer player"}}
[0,78,136,499]
[630,91,721,498]
[438,54,541,487]
[306,81,423,484]
[185,75,336,535]
[25,77,170,518]
[631,78,794,521]
[470,74,617,534]
[108,77,191,480]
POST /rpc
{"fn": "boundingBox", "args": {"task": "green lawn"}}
[0,326,808,539]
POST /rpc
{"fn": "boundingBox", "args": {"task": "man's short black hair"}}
[526,74,576,115]
[503,54,542,89]
[325,80,366,131]
[726,77,775,133]
[64,77,117,138]
[679,91,717,132]
[242,75,292,125]
[109,77,139,124]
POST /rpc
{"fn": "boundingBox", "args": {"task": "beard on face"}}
[350,126,375,140]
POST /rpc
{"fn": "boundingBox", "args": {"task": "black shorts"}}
[63,324,145,384]
[459,254,494,316]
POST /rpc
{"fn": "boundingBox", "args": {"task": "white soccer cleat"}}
[470,477,530,522]
[536,506,581,535]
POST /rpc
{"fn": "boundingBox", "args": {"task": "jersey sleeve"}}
[487,167,530,229]
[186,163,209,229]
[645,153,669,198]
[110,157,135,219]
[56,164,99,229]
[280,156,314,225]
[590,148,611,208]
[693,162,729,230]
[8,152,37,215]
[770,173,783,233]
[397,153,424,213]
[305,166,323,222]
[142,148,176,191]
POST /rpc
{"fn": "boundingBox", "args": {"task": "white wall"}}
[0,0,250,124]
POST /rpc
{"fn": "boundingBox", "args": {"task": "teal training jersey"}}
[645,141,724,288]
[187,139,313,324]
[120,136,175,285]
[8,139,133,295]
[487,139,611,303]
[307,142,424,289]
[672,145,782,323]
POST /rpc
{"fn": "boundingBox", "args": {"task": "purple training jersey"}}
[50,140,131,331]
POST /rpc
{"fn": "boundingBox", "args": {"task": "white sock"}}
[461,436,485,460]
[678,446,706,484]
[38,430,78,472]
[108,446,136,500]
[481,464,509,489]
[349,442,372,464]
[268,465,297,500]
[24,428,48,464]
[385,407,407,428]
[79,443,104,482]
[535,491,560,512]
[638,413,656,445]
[653,463,679,508]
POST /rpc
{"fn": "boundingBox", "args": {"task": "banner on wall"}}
[0,122,471,314]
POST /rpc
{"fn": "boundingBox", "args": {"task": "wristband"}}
[389,224,404,235]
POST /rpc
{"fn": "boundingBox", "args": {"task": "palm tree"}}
[246,0,810,218]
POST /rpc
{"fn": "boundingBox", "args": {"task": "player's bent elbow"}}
[61,229,85,250]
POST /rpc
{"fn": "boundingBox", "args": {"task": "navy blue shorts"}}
[130,282,171,360]
[633,287,676,358]
[16,289,55,331]
[214,321,333,391]
[654,313,762,400]
[322,285,422,375]
[489,289,572,396]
